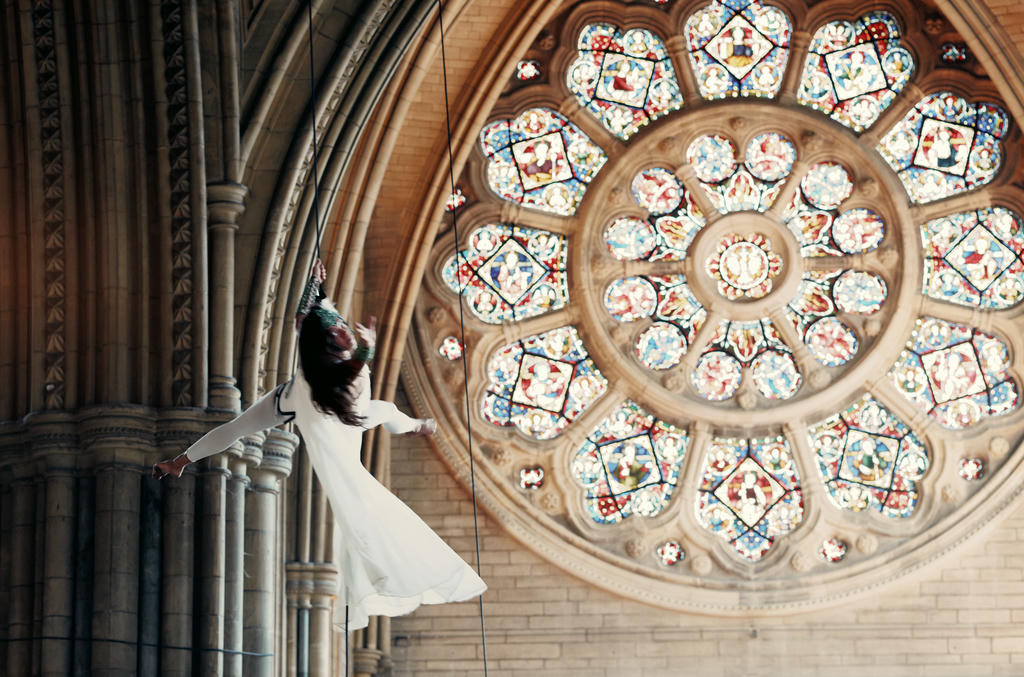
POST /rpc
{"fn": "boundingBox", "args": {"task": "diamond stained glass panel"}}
[889,317,1019,429]
[481,107,607,215]
[797,12,914,132]
[442,223,568,324]
[877,93,1008,204]
[809,395,928,518]
[572,400,688,524]
[483,326,608,439]
[696,436,803,561]
[567,24,684,140]
[921,207,1024,309]
[688,132,795,213]
[685,0,792,100]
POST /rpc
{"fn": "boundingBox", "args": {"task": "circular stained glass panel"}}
[636,322,685,370]
[834,271,887,315]
[605,217,657,260]
[687,134,737,183]
[832,208,884,254]
[605,277,658,321]
[745,132,797,182]
[692,352,742,400]
[632,167,683,214]
[801,162,853,210]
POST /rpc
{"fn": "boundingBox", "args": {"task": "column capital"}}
[207,180,249,230]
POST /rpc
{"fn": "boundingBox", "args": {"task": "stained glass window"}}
[571,400,688,524]
[442,223,568,324]
[628,275,708,371]
[782,162,882,257]
[439,336,463,361]
[516,60,541,81]
[482,325,607,439]
[445,188,466,211]
[940,43,968,64]
[797,11,914,132]
[877,92,1008,204]
[705,232,782,299]
[786,271,871,367]
[687,132,796,213]
[890,317,1019,429]
[695,436,803,561]
[480,107,607,215]
[568,24,683,140]
[685,0,791,100]
[921,207,1024,309]
[809,395,928,518]
[693,319,800,400]
[609,169,706,261]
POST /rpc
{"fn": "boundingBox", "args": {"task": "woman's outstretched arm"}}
[152,385,290,479]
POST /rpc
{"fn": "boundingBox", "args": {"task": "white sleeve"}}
[184,383,291,462]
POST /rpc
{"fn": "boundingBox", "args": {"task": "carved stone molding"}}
[257,1,400,384]
[32,0,66,410]
[162,0,195,406]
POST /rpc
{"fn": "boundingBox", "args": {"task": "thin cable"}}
[304,4,347,676]
[436,1,489,675]
[306,0,325,264]
[0,635,273,657]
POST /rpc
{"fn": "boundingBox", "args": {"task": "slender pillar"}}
[6,472,35,675]
[197,455,228,676]
[158,412,201,677]
[206,181,247,412]
[137,475,162,676]
[223,450,251,677]
[244,428,297,677]
[0,467,13,670]
[309,565,338,677]
[40,455,77,676]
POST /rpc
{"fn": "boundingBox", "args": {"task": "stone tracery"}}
[413,0,1024,604]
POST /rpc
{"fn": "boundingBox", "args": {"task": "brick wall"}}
[388,421,1024,676]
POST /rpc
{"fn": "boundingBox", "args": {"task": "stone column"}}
[206,180,247,413]
[244,428,297,677]
[6,468,35,675]
[157,411,203,676]
[196,453,229,677]
[32,413,78,677]
[81,407,149,677]
[223,444,255,677]
[309,565,339,677]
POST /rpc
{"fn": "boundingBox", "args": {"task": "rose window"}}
[410,2,1024,610]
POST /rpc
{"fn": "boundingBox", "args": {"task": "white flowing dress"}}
[276,366,486,630]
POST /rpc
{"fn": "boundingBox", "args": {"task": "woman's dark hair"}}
[298,309,365,425]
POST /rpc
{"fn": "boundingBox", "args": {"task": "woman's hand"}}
[152,454,190,479]
[355,316,376,348]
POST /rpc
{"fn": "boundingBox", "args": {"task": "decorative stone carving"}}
[624,538,644,559]
[33,0,66,409]
[162,0,195,406]
[428,306,446,324]
[538,492,561,512]
[855,533,877,555]
[690,554,713,575]
[989,436,1010,458]
[790,550,811,572]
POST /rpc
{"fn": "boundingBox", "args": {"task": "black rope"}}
[0,635,273,657]
[436,1,489,675]
[306,0,326,265]
[304,3,346,676]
